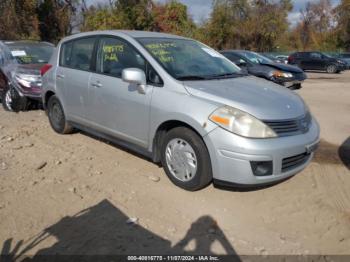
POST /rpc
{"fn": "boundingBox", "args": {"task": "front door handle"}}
[57,74,65,79]
[91,82,103,88]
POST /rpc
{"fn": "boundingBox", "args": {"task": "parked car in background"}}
[42,31,319,191]
[221,50,306,90]
[275,55,289,64]
[261,53,288,64]
[0,41,14,103]
[288,51,347,73]
[0,40,54,111]
[337,53,350,69]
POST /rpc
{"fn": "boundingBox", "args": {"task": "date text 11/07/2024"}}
[127,255,221,261]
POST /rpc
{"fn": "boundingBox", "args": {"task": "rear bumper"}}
[203,117,320,186]
[12,83,42,100]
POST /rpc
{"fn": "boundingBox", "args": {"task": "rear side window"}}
[222,53,241,63]
[60,37,96,71]
[96,37,146,78]
[309,52,322,59]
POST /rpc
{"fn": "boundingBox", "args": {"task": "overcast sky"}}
[86,0,341,27]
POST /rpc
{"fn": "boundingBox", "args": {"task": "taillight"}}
[288,56,293,64]
[40,64,52,76]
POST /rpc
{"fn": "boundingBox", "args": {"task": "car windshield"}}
[322,53,333,58]
[241,51,273,64]
[7,43,54,64]
[138,38,242,80]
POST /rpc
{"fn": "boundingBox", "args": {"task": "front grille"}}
[282,153,310,172]
[264,112,311,137]
[293,72,306,80]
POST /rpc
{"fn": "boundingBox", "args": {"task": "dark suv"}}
[288,51,347,73]
[0,41,54,111]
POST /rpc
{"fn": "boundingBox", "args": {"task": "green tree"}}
[0,0,40,40]
[335,0,350,51]
[152,0,196,37]
[203,0,292,51]
[115,0,154,30]
[37,0,78,43]
[80,5,124,31]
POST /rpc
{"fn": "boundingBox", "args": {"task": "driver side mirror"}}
[236,59,247,67]
[122,68,147,94]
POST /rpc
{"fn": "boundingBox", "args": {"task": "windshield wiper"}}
[208,72,247,79]
[176,75,208,81]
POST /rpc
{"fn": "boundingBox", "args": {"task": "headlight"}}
[272,71,293,78]
[209,106,277,138]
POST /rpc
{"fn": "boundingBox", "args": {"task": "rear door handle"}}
[91,82,103,88]
[56,74,65,79]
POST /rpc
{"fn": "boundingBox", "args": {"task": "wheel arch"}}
[43,90,56,110]
[151,119,210,163]
[0,68,9,96]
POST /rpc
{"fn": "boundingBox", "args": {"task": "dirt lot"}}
[0,71,349,257]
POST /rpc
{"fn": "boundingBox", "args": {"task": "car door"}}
[87,36,158,148]
[306,52,324,70]
[57,37,97,123]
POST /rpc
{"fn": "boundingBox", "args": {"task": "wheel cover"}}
[328,65,335,73]
[165,138,198,182]
[50,101,63,129]
[5,89,13,109]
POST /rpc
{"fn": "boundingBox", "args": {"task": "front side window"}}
[7,43,53,64]
[138,38,242,80]
[310,52,322,59]
[96,37,146,78]
[241,51,272,65]
[60,37,96,71]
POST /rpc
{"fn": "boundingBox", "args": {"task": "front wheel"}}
[160,127,212,191]
[326,64,337,74]
[47,95,73,134]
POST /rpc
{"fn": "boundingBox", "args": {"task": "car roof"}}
[221,50,251,53]
[61,30,188,43]
[4,40,54,47]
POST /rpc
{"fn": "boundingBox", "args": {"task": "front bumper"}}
[203,117,320,186]
[337,64,347,71]
[273,72,307,88]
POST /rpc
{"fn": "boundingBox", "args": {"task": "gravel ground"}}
[0,71,349,257]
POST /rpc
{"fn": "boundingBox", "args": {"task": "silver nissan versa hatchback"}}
[42,31,320,191]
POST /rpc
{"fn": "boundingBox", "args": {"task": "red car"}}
[0,40,54,111]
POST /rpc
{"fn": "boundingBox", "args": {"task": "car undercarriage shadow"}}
[0,200,240,261]
[314,138,350,170]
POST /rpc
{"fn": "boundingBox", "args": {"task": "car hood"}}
[259,61,303,73]
[183,76,306,120]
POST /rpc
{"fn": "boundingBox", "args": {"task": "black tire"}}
[1,85,27,112]
[326,64,337,74]
[47,95,73,134]
[160,127,212,191]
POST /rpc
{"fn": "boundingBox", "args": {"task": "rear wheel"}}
[47,95,73,134]
[160,127,212,191]
[1,86,27,112]
[326,64,337,74]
